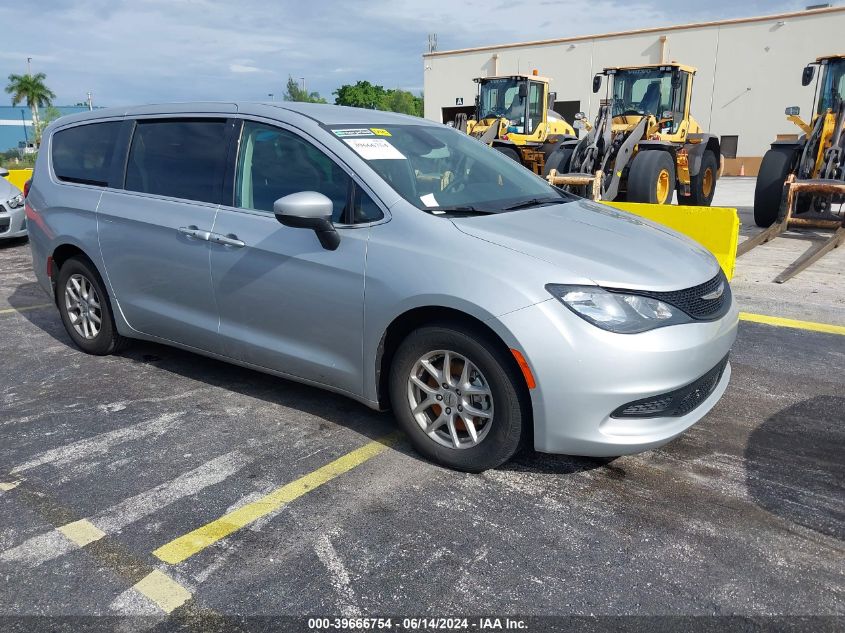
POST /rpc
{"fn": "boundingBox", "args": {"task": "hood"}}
[450,199,720,291]
[0,177,18,201]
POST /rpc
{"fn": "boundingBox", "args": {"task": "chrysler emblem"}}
[701,282,725,301]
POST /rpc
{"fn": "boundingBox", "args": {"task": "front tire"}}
[753,147,797,227]
[57,256,129,355]
[626,150,676,204]
[389,325,527,472]
[495,146,521,163]
[543,146,574,177]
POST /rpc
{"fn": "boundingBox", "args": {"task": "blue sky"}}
[1,0,815,106]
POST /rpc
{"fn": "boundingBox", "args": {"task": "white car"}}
[0,168,27,240]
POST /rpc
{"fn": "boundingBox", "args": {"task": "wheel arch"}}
[49,243,100,302]
[375,306,534,419]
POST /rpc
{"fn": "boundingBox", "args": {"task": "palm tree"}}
[5,72,56,144]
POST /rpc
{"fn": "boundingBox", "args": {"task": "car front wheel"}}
[389,325,528,472]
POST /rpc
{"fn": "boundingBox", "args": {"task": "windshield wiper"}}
[502,198,563,211]
[429,206,495,215]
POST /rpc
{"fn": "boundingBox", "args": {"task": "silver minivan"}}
[26,102,737,471]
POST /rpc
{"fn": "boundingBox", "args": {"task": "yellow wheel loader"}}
[455,71,577,174]
[741,54,844,282]
[546,62,721,206]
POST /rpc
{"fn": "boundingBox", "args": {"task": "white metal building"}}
[422,5,845,175]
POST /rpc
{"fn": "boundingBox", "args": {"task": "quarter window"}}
[52,121,121,186]
[236,121,359,223]
[125,119,229,204]
[527,82,544,134]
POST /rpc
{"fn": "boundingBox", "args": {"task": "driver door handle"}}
[209,233,245,248]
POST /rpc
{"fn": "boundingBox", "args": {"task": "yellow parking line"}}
[132,570,192,613]
[153,433,398,565]
[0,303,52,316]
[57,519,107,548]
[739,312,845,336]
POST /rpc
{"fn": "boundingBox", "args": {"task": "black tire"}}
[542,147,574,177]
[678,150,718,206]
[56,256,129,355]
[626,150,676,204]
[495,146,521,163]
[389,324,528,472]
[753,147,797,227]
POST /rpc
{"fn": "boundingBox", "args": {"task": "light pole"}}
[86,92,93,111]
[268,93,274,101]
[26,57,32,75]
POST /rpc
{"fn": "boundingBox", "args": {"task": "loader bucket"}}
[3,168,33,192]
[602,201,740,281]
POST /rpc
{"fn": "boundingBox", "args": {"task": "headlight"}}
[7,194,24,209]
[546,284,691,333]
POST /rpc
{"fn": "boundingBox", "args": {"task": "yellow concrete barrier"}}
[603,201,740,281]
[2,168,33,192]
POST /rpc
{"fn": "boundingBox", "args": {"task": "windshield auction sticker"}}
[332,128,375,138]
[344,138,406,160]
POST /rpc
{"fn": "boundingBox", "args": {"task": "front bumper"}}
[0,202,27,240]
[496,296,739,456]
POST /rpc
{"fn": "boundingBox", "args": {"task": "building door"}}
[553,100,581,134]
[441,105,476,125]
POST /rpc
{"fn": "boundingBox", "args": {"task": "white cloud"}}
[229,63,264,74]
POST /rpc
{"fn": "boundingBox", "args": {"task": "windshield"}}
[818,58,845,114]
[611,68,675,119]
[328,124,572,213]
[478,78,525,120]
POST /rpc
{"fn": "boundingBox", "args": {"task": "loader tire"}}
[679,150,718,206]
[542,147,574,177]
[627,150,675,205]
[754,147,796,227]
[495,146,521,163]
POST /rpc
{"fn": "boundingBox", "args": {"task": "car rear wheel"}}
[389,325,527,472]
[57,256,129,355]
[627,150,676,204]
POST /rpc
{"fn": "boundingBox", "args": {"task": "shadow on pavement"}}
[745,395,844,540]
[8,280,607,476]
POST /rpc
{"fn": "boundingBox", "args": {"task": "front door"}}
[210,120,382,396]
[98,117,232,352]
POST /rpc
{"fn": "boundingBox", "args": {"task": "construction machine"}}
[455,71,577,174]
[545,62,721,206]
[744,54,844,282]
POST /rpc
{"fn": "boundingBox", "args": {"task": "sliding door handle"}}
[177,226,212,241]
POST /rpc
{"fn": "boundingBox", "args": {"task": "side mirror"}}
[0,167,8,177]
[785,106,800,116]
[801,65,815,86]
[671,73,681,88]
[548,91,557,103]
[518,83,528,99]
[592,74,602,94]
[273,191,340,251]
[573,111,586,121]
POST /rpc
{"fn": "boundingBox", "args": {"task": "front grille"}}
[607,271,730,320]
[0,216,9,234]
[611,355,729,418]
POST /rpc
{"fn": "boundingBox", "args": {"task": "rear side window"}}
[52,121,121,186]
[125,119,228,204]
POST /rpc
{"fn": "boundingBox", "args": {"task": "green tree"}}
[334,81,423,117]
[5,72,56,144]
[283,76,326,103]
[333,80,387,109]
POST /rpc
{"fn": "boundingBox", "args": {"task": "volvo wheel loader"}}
[454,71,577,174]
[545,62,721,206]
[742,54,844,282]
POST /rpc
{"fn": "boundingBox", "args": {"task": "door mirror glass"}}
[592,75,602,93]
[801,65,815,86]
[274,192,340,251]
[518,83,528,99]
[0,167,9,177]
[785,106,800,116]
